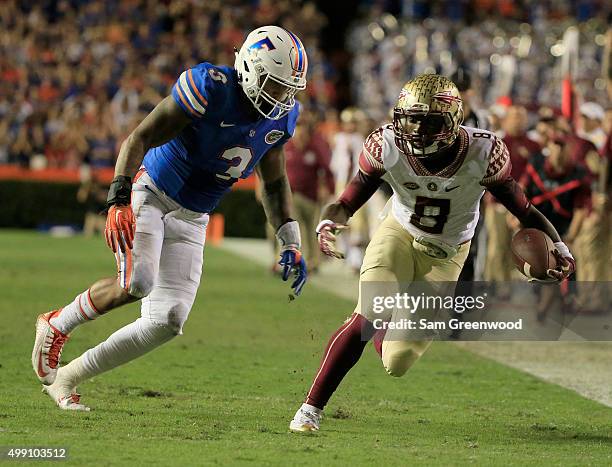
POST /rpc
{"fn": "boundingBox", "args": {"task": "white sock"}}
[57,318,175,388]
[302,403,322,414]
[50,289,101,334]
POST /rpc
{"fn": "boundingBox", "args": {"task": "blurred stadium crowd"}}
[0,0,334,168]
[349,1,610,119]
[1,1,610,308]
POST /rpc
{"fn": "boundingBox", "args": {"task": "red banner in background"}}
[0,165,257,190]
[561,76,575,125]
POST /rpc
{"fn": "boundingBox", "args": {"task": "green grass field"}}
[0,231,610,466]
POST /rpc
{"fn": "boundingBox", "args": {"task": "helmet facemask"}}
[249,70,304,120]
[393,108,456,157]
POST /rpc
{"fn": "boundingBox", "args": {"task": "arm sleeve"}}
[171,65,212,119]
[487,176,531,218]
[338,170,384,216]
[334,127,389,215]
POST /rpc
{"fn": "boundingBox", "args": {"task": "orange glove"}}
[105,205,135,253]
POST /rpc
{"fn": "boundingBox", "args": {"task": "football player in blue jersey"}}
[32,26,309,410]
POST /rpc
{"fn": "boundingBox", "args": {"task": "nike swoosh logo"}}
[444,185,460,192]
[220,121,235,127]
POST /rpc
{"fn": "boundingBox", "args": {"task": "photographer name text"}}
[372,318,524,331]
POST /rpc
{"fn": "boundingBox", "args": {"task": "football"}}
[511,228,558,280]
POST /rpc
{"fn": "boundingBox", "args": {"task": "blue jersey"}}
[143,62,299,213]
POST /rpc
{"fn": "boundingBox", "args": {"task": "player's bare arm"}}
[255,145,292,230]
[105,97,192,254]
[256,145,308,295]
[114,96,192,178]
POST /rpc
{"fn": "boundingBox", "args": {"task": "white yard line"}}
[219,238,612,407]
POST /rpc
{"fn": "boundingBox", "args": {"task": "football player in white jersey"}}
[289,74,575,432]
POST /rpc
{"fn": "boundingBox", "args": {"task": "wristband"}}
[107,175,132,206]
[554,241,573,260]
[276,219,301,250]
[315,219,335,234]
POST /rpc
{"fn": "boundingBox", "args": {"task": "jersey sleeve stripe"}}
[481,137,511,186]
[174,83,201,118]
[178,71,206,115]
[187,69,209,106]
[360,149,385,174]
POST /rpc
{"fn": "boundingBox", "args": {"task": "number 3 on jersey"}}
[409,196,451,234]
[217,146,253,180]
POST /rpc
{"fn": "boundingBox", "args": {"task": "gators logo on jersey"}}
[265,130,284,145]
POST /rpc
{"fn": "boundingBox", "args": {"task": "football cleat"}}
[289,404,322,433]
[32,310,69,385]
[42,380,90,412]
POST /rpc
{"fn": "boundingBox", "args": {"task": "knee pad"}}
[164,301,190,335]
[382,340,430,377]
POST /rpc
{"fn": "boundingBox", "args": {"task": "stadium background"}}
[1,0,609,234]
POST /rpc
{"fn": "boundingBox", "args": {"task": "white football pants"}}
[57,171,209,387]
[75,171,208,382]
[116,170,209,334]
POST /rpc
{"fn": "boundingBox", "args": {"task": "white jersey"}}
[360,125,511,246]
